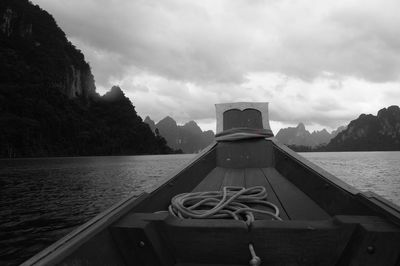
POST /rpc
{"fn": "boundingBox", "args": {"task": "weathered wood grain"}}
[244,168,289,220]
[133,144,217,212]
[335,215,400,265]
[250,219,355,266]
[216,139,274,168]
[262,167,330,220]
[192,167,226,192]
[163,217,250,265]
[357,191,400,226]
[272,139,376,216]
[164,218,355,265]
[112,213,173,266]
[221,168,245,188]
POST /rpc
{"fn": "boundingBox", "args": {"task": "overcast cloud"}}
[32,0,400,133]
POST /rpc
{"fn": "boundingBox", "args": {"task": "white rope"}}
[249,243,261,266]
[168,186,282,224]
[168,186,279,266]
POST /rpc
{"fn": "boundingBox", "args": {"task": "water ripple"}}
[0,154,193,266]
[1,152,400,265]
[301,151,400,206]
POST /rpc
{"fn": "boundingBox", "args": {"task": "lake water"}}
[1,152,400,265]
[300,151,400,205]
[0,155,193,266]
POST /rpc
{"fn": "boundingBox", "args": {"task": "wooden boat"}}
[23,102,400,266]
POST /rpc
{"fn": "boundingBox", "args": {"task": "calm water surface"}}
[1,152,400,265]
[301,151,400,206]
[0,154,193,266]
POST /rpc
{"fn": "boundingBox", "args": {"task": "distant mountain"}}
[0,0,174,157]
[310,128,331,146]
[180,120,214,153]
[145,116,214,153]
[326,106,400,151]
[331,126,347,138]
[144,116,156,132]
[276,123,344,147]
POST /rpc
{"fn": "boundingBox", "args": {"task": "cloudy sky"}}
[33,0,400,133]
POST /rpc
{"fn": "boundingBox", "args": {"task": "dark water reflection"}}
[1,152,400,265]
[0,155,192,266]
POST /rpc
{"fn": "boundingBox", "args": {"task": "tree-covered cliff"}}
[0,0,174,157]
[0,0,95,98]
[326,106,400,151]
[0,83,176,157]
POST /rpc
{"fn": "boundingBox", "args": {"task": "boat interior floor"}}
[110,166,400,266]
[108,140,400,265]
[192,166,330,221]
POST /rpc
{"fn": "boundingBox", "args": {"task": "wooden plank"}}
[335,215,400,265]
[133,144,217,212]
[111,213,173,266]
[244,168,289,220]
[164,217,249,265]
[220,168,245,188]
[165,218,354,265]
[357,191,400,226]
[113,213,400,266]
[271,139,359,193]
[54,229,126,266]
[262,168,330,220]
[216,139,274,168]
[271,139,376,216]
[251,219,355,266]
[192,167,226,192]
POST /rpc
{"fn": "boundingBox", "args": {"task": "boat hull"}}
[23,138,400,266]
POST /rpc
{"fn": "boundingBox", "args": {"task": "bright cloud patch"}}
[33,0,400,132]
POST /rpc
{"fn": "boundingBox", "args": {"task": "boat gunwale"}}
[22,138,400,265]
[21,192,150,266]
[271,137,361,195]
[139,142,218,202]
[271,138,400,225]
[21,142,218,266]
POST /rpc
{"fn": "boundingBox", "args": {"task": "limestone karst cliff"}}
[145,116,214,153]
[275,123,344,147]
[0,0,95,99]
[326,106,400,151]
[144,116,156,132]
[0,0,175,157]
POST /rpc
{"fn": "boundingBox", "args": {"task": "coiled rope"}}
[169,186,281,224]
[168,186,280,265]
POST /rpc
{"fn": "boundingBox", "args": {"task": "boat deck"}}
[193,167,330,220]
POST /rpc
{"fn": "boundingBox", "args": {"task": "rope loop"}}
[168,186,282,223]
[168,186,278,266]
